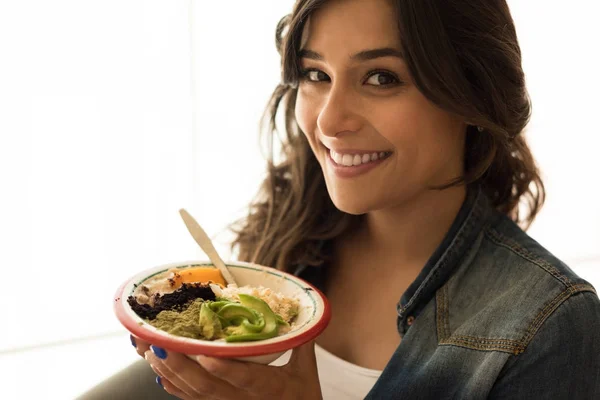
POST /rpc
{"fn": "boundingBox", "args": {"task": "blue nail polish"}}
[130,335,136,348]
[156,376,162,388]
[151,345,167,359]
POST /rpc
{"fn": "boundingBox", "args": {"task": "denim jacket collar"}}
[396,184,493,335]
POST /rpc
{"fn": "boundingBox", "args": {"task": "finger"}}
[157,376,195,400]
[196,355,285,397]
[146,348,244,400]
[287,340,318,370]
[131,335,151,358]
[146,350,199,398]
[286,341,321,395]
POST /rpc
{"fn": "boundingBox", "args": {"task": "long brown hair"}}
[231,0,545,271]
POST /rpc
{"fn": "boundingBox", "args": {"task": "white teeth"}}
[330,149,389,167]
[342,154,354,166]
[331,150,343,164]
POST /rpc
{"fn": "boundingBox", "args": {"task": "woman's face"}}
[295,0,467,215]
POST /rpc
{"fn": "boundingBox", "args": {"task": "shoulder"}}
[487,290,600,397]
[484,213,588,289]
[439,211,599,355]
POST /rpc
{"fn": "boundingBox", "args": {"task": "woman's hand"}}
[131,334,151,358]
[132,335,322,399]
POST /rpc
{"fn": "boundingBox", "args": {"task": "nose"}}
[316,84,362,138]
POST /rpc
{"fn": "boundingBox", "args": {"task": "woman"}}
[81,0,600,399]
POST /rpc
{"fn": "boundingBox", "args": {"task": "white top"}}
[272,345,382,399]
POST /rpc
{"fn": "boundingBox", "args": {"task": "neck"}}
[351,185,467,267]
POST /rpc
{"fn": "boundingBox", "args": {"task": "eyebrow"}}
[299,47,404,61]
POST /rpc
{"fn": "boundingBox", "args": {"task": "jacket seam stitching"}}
[484,228,572,287]
[436,284,450,341]
[438,340,523,354]
[520,283,596,348]
[437,284,596,355]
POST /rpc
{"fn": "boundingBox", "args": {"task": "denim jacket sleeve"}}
[488,291,600,399]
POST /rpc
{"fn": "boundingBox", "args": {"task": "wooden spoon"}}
[179,208,237,286]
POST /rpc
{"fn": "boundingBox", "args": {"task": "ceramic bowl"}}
[114,260,330,364]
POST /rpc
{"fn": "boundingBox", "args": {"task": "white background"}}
[0,1,598,398]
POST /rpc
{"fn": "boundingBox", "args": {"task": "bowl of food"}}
[114,260,330,364]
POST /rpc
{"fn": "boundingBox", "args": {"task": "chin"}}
[328,193,373,216]
[323,178,382,215]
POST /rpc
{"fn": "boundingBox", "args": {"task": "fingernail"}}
[151,345,167,359]
[155,376,162,388]
[130,335,136,348]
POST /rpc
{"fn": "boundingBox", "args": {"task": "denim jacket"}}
[295,186,600,399]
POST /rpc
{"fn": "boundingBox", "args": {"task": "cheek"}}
[374,97,465,180]
[373,104,422,155]
[295,93,317,143]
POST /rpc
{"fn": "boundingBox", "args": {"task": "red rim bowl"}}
[114,260,331,358]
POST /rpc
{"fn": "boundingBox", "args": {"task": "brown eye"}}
[365,72,399,86]
[301,69,330,82]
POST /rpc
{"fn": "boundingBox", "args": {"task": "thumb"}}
[289,340,317,367]
[287,340,322,398]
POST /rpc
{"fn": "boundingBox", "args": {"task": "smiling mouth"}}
[327,148,393,167]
